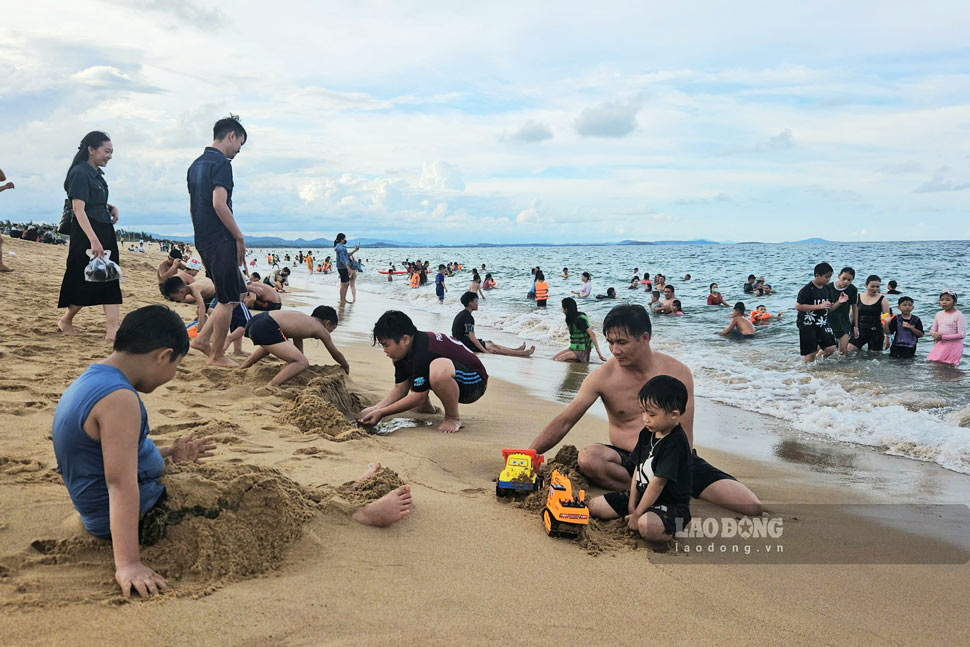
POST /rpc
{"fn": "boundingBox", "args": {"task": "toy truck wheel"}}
[496,484,505,497]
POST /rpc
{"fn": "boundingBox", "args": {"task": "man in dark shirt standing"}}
[187,115,248,368]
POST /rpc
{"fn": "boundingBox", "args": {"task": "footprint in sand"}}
[0,401,48,416]
[0,384,30,392]
[151,422,198,436]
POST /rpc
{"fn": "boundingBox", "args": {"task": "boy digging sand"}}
[358,310,488,433]
[588,375,693,544]
[51,305,217,599]
[239,306,350,386]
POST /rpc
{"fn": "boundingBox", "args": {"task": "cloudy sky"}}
[2,1,969,244]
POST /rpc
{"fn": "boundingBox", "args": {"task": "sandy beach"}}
[1,237,968,646]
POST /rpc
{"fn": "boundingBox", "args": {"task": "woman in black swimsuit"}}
[848,275,890,352]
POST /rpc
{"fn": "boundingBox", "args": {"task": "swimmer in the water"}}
[750,304,784,324]
[596,287,617,300]
[719,302,756,339]
[648,290,661,307]
[671,299,683,315]
[653,285,676,314]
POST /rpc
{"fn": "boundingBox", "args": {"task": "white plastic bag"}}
[84,249,122,282]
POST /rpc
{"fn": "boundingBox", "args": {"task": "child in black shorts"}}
[795,262,845,363]
[588,375,693,544]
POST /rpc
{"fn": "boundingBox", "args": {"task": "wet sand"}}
[0,237,968,646]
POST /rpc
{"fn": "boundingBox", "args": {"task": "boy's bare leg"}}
[351,463,412,527]
[428,357,461,433]
[697,479,764,517]
[223,327,246,356]
[588,495,621,520]
[263,341,310,386]
[205,303,237,368]
[637,511,672,544]
[0,234,10,271]
[485,341,535,358]
[103,304,120,341]
[58,305,82,334]
[411,392,440,414]
[338,281,349,307]
[577,444,635,491]
[553,349,578,362]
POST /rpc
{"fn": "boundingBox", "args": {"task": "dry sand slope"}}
[0,236,968,646]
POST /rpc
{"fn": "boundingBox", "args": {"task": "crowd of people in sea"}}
[0,115,964,600]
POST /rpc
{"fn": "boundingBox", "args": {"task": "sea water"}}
[252,241,970,475]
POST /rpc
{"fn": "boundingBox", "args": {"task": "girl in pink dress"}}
[926,290,966,366]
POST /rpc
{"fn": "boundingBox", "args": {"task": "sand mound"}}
[336,466,405,505]
[277,389,366,442]
[1,463,315,606]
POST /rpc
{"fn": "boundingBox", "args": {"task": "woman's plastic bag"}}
[84,249,122,282]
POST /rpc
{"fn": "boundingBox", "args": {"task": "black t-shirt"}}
[743,282,754,293]
[393,331,488,392]
[66,163,111,223]
[187,147,235,251]
[632,424,692,507]
[796,281,832,328]
[451,309,478,352]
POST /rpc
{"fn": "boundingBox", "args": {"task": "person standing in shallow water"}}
[57,131,122,340]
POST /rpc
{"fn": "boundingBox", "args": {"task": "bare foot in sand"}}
[524,345,536,357]
[438,416,461,433]
[231,350,248,357]
[415,401,441,415]
[516,343,526,350]
[0,264,12,272]
[352,485,412,527]
[57,317,76,334]
[190,338,211,355]
[207,355,238,369]
[105,327,118,342]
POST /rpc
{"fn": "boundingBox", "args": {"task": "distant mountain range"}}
[150,234,833,248]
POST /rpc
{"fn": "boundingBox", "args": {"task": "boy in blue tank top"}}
[52,305,216,599]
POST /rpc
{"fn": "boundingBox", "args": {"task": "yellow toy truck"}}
[542,469,589,538]
[495,449,545,497]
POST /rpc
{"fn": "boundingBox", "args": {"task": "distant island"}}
[142,234,835,248]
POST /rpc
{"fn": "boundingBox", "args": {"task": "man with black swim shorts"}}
[239,306,349,386]
[358,310,488,434]
[187,115,248,369]
[528,304,764,516]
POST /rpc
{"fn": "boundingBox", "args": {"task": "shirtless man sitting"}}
[529,304,763,516]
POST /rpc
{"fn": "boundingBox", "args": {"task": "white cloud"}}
[575,99,640,138]
[502,120,553,143]
[70,65,161,93]
[516,199,544,224]
[914,166,970,193]
[419,161,465,191]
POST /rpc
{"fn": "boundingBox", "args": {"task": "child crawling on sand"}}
[52,305,409,600]
[239,306,350,386]
[588,375,692,544]
[161,275,247,356]
[358,310,488,433]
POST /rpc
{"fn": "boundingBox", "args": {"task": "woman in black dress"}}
[57,131,122,340]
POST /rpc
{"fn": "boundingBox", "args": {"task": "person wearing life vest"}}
[534,270,549,307]
[553,297,606,363]
[409,272,420,288]
[482,273,496,290]
[749,304,783,323]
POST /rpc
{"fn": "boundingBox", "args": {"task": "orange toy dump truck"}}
[542,469,589,538]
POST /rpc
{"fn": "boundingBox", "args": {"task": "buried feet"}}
[352,485,412,527]
[438,416,461,434]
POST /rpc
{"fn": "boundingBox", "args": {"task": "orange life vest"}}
[534,281,548,301]
[750,311,771,322]
[409,273,420,288]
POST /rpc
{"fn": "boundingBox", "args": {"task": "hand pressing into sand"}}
[161,435,216,463]
[350,463,413,527]
[116,561,168,600]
